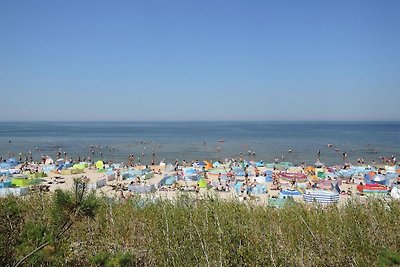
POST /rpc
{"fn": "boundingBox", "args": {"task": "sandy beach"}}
[3,158,398,206]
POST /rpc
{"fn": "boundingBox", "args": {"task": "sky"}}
[0,0,399,121]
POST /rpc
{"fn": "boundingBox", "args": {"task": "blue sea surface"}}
[0,121,399,166]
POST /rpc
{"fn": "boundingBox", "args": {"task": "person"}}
[119,190,126,201]
[240,184,246,195]
[290,180,296,190]
[217,182,223,191]
[174,159,179,171]
[306,181,312,189]
[347,187,352,196]
[151,151,156,164]
[356,182,364,192]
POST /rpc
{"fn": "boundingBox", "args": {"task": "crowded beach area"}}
[1,149,400,206]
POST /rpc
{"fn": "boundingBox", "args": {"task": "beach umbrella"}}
[197,161,206,166]
[0,162,11,169]
[317,171,326,179]
[164,176,176,186]
[6,158,19,166]
[386,166,396,173]
[255,161,264,167]
[337,169,354,179]
[185,168,196,174]
[264,170,273,175]
[213,161,221,168]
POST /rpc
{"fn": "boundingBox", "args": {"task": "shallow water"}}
[0,121,399,166]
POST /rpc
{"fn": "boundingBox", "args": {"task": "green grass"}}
[1,192,400,266]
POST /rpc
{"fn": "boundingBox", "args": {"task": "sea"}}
[0,121,399,166]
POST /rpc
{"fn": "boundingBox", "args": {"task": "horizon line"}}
[0,120,400,123]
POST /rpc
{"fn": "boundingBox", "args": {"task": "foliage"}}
[376,249,400,267]
[0,197,24,267]
[90,251,134,267]
[2,191,400,266]
[13,178,101,267]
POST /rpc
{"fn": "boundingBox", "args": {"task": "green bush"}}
[2,192,400,266]
[0,197,24,267]
[376,249,400,267]
[91,251,111,266]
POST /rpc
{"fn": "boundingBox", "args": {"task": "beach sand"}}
[30,163,372,207]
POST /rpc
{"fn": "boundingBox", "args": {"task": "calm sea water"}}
[0,121,399,166]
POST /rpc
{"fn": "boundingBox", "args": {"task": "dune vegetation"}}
[1,179,400,267]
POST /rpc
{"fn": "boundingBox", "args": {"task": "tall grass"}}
[1,192,400,266]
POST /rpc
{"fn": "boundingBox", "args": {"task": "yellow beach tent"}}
[95,160,104,169]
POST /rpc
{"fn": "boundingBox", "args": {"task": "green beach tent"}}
[72,163,86,170]
[198,177,207,188]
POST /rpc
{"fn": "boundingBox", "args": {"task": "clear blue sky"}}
[1,0,399,121]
